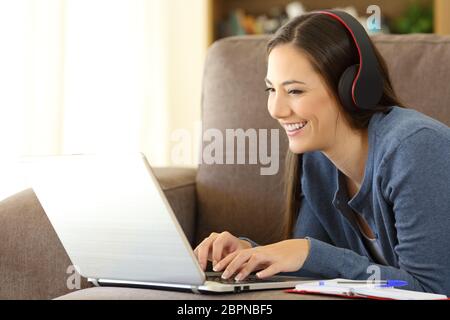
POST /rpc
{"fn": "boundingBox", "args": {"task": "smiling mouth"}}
[283,121,308,133]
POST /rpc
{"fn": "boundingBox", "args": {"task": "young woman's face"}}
[266,43,343,154]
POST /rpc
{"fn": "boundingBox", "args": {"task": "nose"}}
[268,92,291,120]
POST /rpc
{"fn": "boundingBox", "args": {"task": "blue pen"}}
[378,280,408,288]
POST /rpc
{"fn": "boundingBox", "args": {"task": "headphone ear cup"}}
[338,65,359,110]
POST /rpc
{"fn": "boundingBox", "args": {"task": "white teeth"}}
[285,121,308,131]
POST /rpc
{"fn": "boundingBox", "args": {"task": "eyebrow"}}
[264,78,306,86]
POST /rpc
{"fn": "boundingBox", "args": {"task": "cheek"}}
[290,94,326,125]
[291,94,337,136]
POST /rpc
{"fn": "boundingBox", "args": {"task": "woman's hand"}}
[213,239,310,281]
[193,231,253,271]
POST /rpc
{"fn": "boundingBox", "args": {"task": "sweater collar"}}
[332,112,382,217]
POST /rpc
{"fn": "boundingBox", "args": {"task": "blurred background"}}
[0,0,449,201]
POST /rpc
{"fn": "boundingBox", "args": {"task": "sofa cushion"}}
[196,36,289,246]
[372,33,450,126]
[0,188,91,300]
[56,286,341,300]
[153,167,197,246]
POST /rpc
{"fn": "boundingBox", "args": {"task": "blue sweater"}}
[242,106,450,295]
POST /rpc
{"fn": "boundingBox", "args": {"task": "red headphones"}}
[314,10,384,111]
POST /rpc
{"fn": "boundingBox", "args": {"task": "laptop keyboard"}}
[206,274,275,284]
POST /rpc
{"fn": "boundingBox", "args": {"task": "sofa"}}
[1,33,449,300]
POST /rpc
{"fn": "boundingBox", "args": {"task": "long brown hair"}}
[266,13,405,239]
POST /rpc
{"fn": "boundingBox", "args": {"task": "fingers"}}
[256,264,281,279]
[234,254,267,281]
[217,250,278,281]
[212,231,233,266]
[201,239,299,280]
[219,250,255,280]
[194,231,242,271]
[213,250,239,272]
[193,232,218,270]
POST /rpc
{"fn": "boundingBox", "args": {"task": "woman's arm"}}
[240,192,333,246]
[299,128,450,295]
[239,193,334,278]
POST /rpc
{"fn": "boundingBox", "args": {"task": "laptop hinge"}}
[190,285,201,294]
[88,278,100,287]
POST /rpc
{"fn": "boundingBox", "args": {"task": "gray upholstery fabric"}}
[196,36,289,246]
[56,286,341,300]
[0,188,91,300]
[154,167,197,245]
[371,34,450,125]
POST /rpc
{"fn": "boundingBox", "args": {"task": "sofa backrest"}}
[372,34,450,123]
[195,34,450,246]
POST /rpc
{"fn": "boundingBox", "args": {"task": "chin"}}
[288,141,316,154]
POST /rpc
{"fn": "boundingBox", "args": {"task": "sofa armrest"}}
[152,167,198,246]
[0,166,197,300]
[0,188,91,300]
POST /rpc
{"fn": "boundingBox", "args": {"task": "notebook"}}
[286,279,448,300]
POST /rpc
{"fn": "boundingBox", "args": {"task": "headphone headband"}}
[314,10,384,110]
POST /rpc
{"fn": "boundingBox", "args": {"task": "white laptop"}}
[23,153,311,293]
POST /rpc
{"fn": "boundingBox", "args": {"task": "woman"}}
[193,12,450,295]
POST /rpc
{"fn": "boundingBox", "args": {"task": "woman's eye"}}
[264,88,303,95]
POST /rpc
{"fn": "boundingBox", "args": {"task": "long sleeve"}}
[240,192,333,279]
[299,128,450,295]
[238,236,260,248]
[281,193,334,278]
[292,193,333,243]
[240,191,333,245]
